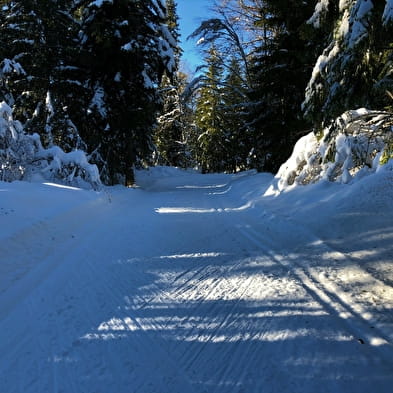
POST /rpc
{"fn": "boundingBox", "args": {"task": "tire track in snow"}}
[137,174,393,390]
[135,263,223,312]
[2,215,201,393]
[55,248,200,393]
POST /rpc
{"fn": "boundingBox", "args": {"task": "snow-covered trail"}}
[0,171,393,393]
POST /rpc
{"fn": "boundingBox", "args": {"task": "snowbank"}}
[268,109,393,194]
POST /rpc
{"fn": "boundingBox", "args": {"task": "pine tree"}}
[189,0,320,173]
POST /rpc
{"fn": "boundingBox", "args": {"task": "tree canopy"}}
[1,0,392,184]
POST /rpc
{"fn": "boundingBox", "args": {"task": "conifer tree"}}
[0,0,86,152]
[304,0,393,130]
[189,0,319,173]
[194,46,226,173]
[77,0,175,185]
[221,56,249,172]
[154,0,187,167]
[246,0,317,172]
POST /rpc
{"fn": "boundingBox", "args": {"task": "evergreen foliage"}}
[220,57,249,172]
[189,3,253,173]
[0,0,176,186]
[156,72,192,167]
[188,0,393,174]
[275,108,393,191]
[0,0,85,152]
[76,0,175,185]
[304,0,393,130]
[190,0,318,173]
[154,0,190,168]
[194,46,227,173]
[245,0,318,172]
[1,0,392,183]
[0,100,100,188]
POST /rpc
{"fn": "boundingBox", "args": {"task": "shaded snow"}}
[383,0,393,24]
[89,0,113,7]
[0,166,392,392]
[346,0,374,48]
[1,58,25,76]
[308,0,330,28]
[89,85,107,118]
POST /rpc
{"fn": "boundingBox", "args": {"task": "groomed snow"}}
[0,166,392,392]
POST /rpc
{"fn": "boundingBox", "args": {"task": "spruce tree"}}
[194,45,225,173]
[189,0,319,173]
[0,0,86,152]
[304,0,393,130]
[246,0,317,172]
[77,0,175,185]
[221,56,249,172]
[154,0,187,167]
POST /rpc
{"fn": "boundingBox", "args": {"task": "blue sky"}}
[176,0,213,73]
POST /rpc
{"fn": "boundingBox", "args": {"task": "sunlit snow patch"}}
[160,252,228,259]
[156,207,216,214]
[43,182,81,191]
[177,184,227,189]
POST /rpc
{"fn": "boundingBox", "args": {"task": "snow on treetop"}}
[307,0,329,28]
[346,0,374,48]
[0,101,12,118]
[89,0,113,7]
[383,0,393,24]
[1,58,25,76]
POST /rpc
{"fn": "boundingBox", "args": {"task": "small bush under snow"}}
[270,109,393,193]
[0,101,101,189]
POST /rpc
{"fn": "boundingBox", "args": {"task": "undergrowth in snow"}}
[0,101,101,190]
[269,108,393,193]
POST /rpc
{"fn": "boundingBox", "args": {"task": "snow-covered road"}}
[1,168,392,392]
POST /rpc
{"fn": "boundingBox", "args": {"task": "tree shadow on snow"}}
[55,249,393,393]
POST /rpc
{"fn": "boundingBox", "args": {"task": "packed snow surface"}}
[0,166,393,392]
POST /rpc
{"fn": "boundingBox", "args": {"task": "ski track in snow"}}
[0,171,392,393]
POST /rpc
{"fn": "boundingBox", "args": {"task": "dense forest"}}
[1,0,393,188]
